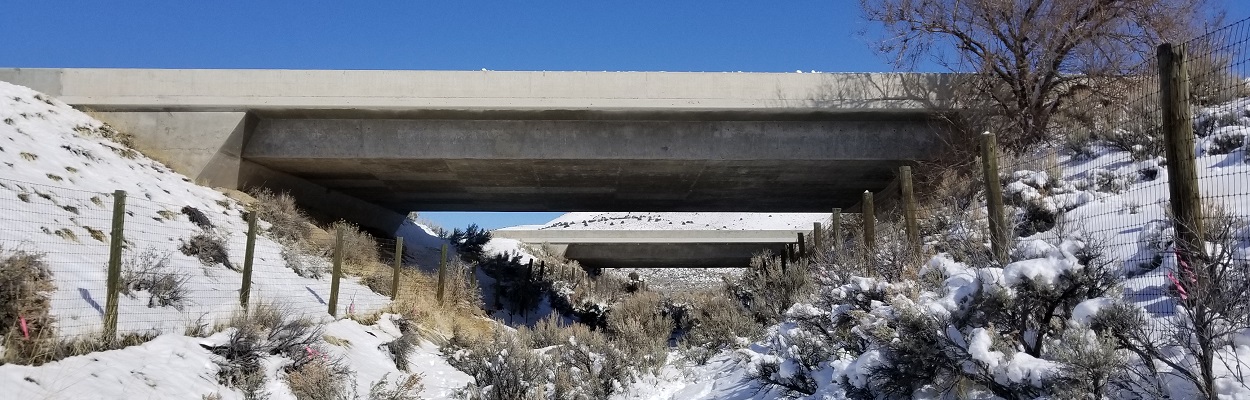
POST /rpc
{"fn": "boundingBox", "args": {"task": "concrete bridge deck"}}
[0,68,954,267]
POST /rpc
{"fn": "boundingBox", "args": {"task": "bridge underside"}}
[244,113,944,212]
[566,242,787,269]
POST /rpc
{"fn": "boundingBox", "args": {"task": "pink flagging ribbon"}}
[19,316,29,339]
[1168,271,1189,300]
[349,299,355,315]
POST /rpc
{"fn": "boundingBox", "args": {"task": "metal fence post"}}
[103,190,126,342]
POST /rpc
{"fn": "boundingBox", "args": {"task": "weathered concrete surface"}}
[495,228,805,269]
[0,68,958,112]
[246,116,941,211]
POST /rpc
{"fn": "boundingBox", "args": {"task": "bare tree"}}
[860,0,1222,150]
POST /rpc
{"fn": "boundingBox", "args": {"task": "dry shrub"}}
[368,373,423,400]
[283,242,330,279]
[249,188,313,244]
[727,250,813,324]
[673,290,760,363]
[180,232,233,270]
[331,220,380,267]
[387,267,489,345]
[287,357,355,400]
[447,330,547,400]
[605,291,673,371]
[208,302,324,395]
[0,247,57,365]
[525,314,568,348]
[121,248,189,310]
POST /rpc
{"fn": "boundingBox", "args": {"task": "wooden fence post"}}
[862,191,876,251]
[328,227,344,317]
[813,222,823,256]
[831,208,842,258]
[900,166,921,257]
[780,244,789,272]
[980,132,1010,265]
[240,210,257,310]
[1159,43,1205,259]
[103,190,126,342]
[437,243,447,305]
[539,260,546,280]
[391,237,404,301]
[527,259,534,282]
[797,233,806,259]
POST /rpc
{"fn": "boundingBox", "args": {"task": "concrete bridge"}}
[0,68,957,267]
[493,228,811,269]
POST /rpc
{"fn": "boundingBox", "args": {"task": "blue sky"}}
[3,1,1248,230]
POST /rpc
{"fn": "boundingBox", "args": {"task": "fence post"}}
[539,260,546,280]
[103,190,126,342]
[240,210,258,310]
[900,166,921,257]
[1159,43,1205,259]
[862,191,876,251]
[813,222,824,255]
[437,243,447,305]
[527,259,534,282]
[831,208,842,258]
[780,244,789,272]
[797,233,806,259]
[328,227,344,317]
[391,237,404,301]
[980,132,1010,265]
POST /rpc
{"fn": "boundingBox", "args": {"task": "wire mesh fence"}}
[808,18,1250,339]
[0,176,401,342]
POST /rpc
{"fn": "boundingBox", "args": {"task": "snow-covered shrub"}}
[0,247,57,365]
[1094,207,1250,398]
[605,291,672,371]
[180,232,233,270]
[447,330,547,400]
[208,302,324,395]
[826,234,1120,398]
[120,248,189,310]
[249,188,313,244]
[1101,102,1164,161]
[1047,327,1129,399]
[726,250,812,324]
[1201,127,1246,155]
[545,322,633,400]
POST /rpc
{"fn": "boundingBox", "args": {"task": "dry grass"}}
[383,267,490,345]
[248,188,313,244]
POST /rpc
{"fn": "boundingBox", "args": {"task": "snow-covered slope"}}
[0,81,469,399]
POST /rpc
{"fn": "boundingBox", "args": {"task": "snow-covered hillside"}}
[0,81,471,398]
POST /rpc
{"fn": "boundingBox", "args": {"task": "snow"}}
[0,81,458,399]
